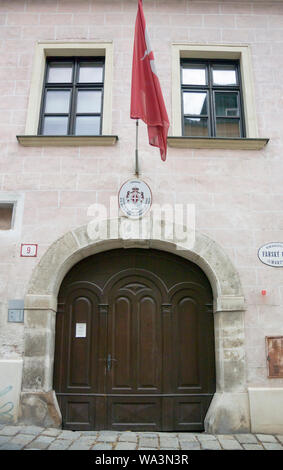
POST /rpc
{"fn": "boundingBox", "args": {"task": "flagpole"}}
[135,119,139,177]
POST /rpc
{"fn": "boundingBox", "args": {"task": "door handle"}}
[106,353,117,372]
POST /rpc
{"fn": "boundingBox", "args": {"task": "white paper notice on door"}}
[75,323,87,338]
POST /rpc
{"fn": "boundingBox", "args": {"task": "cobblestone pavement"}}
[0,425,282,450]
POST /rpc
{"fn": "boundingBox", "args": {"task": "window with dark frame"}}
[181,59,245,138]
[38,57,105,136]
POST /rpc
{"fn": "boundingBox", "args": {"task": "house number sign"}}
[258,243,283,267]
[20,244,38,257]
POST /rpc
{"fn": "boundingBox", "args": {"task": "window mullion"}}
[69,60,77,135]
[208,63,215,137]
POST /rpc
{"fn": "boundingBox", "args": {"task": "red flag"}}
[130,0,169,161]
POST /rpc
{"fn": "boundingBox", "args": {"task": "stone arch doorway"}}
[53,248,216,431]
[20,218,250,434]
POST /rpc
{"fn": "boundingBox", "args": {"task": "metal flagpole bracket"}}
[135,119,139,177]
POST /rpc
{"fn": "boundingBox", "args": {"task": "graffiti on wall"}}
[0,386,14,420]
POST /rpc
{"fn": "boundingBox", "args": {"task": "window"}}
[17,42,117,146]
[0,194,24,240]
[169,44,268,149]
[38,57,105,136]
[0,203,14,230]
[181,59,245,138]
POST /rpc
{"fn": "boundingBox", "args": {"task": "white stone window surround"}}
[169,43,268,150]
[0,192,24,241]
[18,41,116,146]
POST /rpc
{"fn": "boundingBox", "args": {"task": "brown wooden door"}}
[53,249,215,431]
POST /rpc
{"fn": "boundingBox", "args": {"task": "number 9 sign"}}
[20,244,38,257]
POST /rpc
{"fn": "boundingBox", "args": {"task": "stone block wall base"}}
[248,388,283,434]
[18,391,61,428]
[204,392,251,434]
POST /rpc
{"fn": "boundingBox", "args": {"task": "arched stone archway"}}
[19,218,250,433]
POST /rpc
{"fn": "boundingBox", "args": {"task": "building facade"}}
[0,0,283,434]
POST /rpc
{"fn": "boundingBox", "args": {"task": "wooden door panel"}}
[60,395,96,431]
[137,296,161,391]
[68,296,92,388]
[110,296,133,391]
[54,287,102,396]
[175,297,200,390]
[173,396,210,431]
[107,396,161,431]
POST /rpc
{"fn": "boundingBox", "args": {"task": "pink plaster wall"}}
[0,0,283,387]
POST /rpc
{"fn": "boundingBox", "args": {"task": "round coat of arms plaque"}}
[118,179,152,219]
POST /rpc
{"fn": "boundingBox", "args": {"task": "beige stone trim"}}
[171,43,259,139]
[167,137,269,150]
[25,41,114,136]
[17,135,118,147]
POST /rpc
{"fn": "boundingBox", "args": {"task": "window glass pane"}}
[45,90,71,113]
[75,116,100,135]
[212,65,237,85]
[78,63,103,83]
[77,90,102,113]
[182,64,206,85]
[184,117,208,137]
[47,62,73,83]
[0,204,13,230]
[215,92,239,117]
[216,118,240,137]
[183,92,207,115]
[42,116,68,135]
